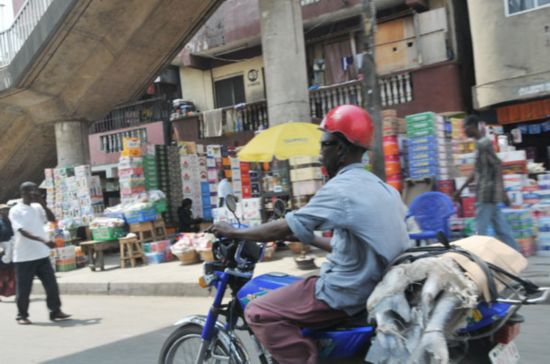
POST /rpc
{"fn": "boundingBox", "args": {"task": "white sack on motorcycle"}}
[365,236,527,364]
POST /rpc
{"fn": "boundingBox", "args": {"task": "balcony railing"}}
[198,101,269,138]
[0,0,53,68]
[94,72,412,137]
[309,72,412,118]
[310,80,363,118]
[379,72,413,107]
[90,97,172,134]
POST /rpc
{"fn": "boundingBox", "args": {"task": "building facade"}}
[467,0,550,167]
[170,0,474,146]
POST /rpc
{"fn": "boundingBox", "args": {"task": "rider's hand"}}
[210,222,237,238]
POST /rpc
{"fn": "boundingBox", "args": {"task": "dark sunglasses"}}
[320,140,339,147]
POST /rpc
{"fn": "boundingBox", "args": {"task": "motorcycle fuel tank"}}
[237,272,302,309]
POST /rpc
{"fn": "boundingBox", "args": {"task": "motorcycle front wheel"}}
[159,324,246,364]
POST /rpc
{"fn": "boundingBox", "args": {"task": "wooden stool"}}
[129,222,155,243]
[153,219,167,240]
[79,240,119,271]
[119,236,147,268]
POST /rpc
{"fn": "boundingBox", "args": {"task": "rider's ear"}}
[337,142,348,161]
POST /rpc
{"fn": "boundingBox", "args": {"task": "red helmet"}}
[320,105,374,149]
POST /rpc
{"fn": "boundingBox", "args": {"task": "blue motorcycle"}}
[159,201,549,363]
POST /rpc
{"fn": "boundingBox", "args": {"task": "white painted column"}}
[259,0,310,125]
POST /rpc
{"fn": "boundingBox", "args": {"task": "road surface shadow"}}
[41,326,173,364]
[31,317,102,327]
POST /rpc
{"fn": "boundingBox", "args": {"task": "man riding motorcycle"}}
[211,105,411,364]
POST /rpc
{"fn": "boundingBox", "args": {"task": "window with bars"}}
[100,128,148,153]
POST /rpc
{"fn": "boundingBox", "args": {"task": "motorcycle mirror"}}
[225,194,238,213]
[273,199,286,219]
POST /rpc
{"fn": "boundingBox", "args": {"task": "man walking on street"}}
[455,115,520,251]
[8,182,71,325]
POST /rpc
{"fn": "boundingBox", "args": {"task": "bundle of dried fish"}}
[365,256,479,364]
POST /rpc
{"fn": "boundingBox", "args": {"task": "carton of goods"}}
[409,159,438,169]
[91,226,126,241]
[125,207,158,224]
[383,136,399,156]
[409,165,439,180]
[120,186,147,196]
[56,262,77,272]
[292,180,324,196]
[408,142,439,155]
[118,157,144,169]
[408,149,438,161]
[74,165,92,177]
[385,161,401,176]
[121,148,142,157]
[405,112,437,124]
[119,178,146,189]
[289,156,320,167]
[460,196,476,218]
[408,135,438,147]
[55,246,76,260]
[146,252,165,264]
[290,167,323,182]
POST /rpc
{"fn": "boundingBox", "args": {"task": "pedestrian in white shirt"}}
[8,182,71,325]
[217,170,233,207]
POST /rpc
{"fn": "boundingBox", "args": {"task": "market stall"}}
[387,109,550,258]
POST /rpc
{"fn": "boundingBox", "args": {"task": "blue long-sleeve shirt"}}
[285,163,411,315]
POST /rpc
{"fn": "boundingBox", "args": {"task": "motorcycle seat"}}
[315,309,369,331]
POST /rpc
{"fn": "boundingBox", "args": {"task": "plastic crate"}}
[91,226,126,241]
[155,200,168,213]
[125,208,158,224]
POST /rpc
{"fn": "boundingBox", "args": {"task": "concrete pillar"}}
[259,0,310,125]
[54,120,90,167]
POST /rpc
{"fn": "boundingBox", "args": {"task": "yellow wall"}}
[179,67,214,111]
[211,56,265,104]
[179,56,265,111]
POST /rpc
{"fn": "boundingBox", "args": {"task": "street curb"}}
[32,281,211,297]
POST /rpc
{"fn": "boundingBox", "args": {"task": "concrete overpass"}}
[0,0,222,201]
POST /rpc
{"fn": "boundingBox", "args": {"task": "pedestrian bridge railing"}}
[0,0,53,68]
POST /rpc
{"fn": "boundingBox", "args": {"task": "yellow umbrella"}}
[238,122,322,162]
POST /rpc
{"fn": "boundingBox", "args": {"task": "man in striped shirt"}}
[455,115,519,251]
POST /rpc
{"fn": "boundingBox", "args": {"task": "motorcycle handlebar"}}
[497,287,550,305]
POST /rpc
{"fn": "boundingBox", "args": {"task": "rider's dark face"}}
[320,132,341,179]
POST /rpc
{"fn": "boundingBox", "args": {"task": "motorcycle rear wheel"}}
[159,324,244,364]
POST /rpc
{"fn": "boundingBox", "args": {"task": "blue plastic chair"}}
[406,192,456,246]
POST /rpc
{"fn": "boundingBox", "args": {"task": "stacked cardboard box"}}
[240,162,253,199]
[118,156,146,203]
[230,158,243,200]
[166,146,183,225]
[405,112,453,180]
[45,165,104,225]
[206,144,223,210]
[382,110,406,191]
[180,154,203,218]
[289,156,322,209]
[54,246,76,272]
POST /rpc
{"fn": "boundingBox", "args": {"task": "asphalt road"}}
[0,294,548,363]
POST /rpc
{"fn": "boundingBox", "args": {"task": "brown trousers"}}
[244,276,348,364]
